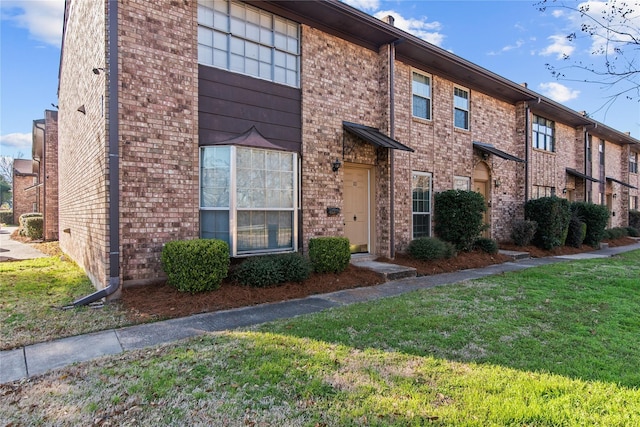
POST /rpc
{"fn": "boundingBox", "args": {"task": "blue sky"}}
[1,0,638,160]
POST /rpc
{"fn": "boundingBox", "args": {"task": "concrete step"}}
[350,253,378,264]
[498,249,530,260]
[351,259,417,281]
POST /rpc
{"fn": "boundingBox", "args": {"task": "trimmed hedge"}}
[571,202,609,247]
[434,190,486,251]
[510,219,537,247]
[233,253,311,287]
[18,212,43,239]
[308,237,350,273]
[630,210,640,231]
[0,211,13,225]
[565,214,587,248]
[626,226,639,237]
[603,227,628,240]
[161,239,230,293]
[408,237,456,261]
[525,197,571,250]
[474,237,499,254]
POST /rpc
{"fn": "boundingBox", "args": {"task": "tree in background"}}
[0,157,14,209]
[538,0,639,112]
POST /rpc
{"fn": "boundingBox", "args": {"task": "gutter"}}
[72,0,120,307]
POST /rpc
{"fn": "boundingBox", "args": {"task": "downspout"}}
[584,129,589,202]
[72,0,119,307]
[389,40,396,258]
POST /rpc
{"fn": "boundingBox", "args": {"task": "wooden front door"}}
[344,166,370,253]
[473,162,491,238]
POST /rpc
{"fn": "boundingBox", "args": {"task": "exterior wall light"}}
[77,105,86,114]
[332,158,342,172]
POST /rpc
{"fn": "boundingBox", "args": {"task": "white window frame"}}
[532,114,555,152]
[200,145,299,256]
[412,71,432,121]
[630,152,638,174]
[411,171,432,239]
[453,86,470,130]
[197,0,300,87]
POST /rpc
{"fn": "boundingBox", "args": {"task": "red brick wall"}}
[12,173,37,224]
[43,110,58,240]
[118,0,199,286]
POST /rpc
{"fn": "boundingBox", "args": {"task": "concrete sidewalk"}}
[2,240,639,384]
[0,226,48,261]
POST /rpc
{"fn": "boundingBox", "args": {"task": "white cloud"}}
[342,0,380,12]
[539,34,575,59]
[0,133,32,151]
[538,82,580,102]
[373,10,445,46]
[489,39,525,56]
[552,10,564,18]
[0,0,64,47]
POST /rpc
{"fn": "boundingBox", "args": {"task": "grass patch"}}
[0,257,130,349]
[1,251,639,425]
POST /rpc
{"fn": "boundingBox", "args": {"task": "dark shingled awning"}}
[343,121,414,152]
[473,141,524,163]
[204,126,289,151]
[607,176,638,189]
[566,168,601,183]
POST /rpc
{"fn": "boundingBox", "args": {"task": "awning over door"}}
[343,121,414,152]
[606,176,637,189]
[566,168,601,183]
[473,141,524,162]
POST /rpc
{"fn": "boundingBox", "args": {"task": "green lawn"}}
[2,251,639,426]
[0,257,130,349]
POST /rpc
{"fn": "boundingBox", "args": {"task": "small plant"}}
[233,253,311,287]
[308,237,351,273]
[603,227,628,240]
[408,237,449,261]
[18,213,44,239]
[510,219,537,247]
[629,210,640,230]
[474,237,498,254]
[434,190,486,251]
[161,239,230,293]
[625,226,639,237]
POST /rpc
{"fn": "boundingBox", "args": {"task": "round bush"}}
[161,239,230,293]
[309,237,350,273]
[474,237,498,254]
[408,237,448,261]
[233,253,311,287]
[510,219,537,247]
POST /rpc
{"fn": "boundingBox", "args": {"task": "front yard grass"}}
[1,251,639,426]
[0,257,130,350]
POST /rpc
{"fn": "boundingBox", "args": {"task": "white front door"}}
[344,166,370,253]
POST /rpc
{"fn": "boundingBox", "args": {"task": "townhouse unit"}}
[11,159,38,224]
[57,0,639,301]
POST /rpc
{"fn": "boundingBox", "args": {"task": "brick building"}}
[32,110,59,240]
[11,159,37,224]
[57,0,639,301]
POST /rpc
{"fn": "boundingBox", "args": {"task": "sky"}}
[1,0,639,160]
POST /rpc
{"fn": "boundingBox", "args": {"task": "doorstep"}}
[350,254,417,281]
[498,249,530,260]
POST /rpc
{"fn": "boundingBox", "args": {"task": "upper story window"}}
[586,135,592,163]
[599,139,605,166]
[453,86,469,130]
[532,115,555,152]
[630,152,638,174]
[412,72,432,120]
[197,0,300,87]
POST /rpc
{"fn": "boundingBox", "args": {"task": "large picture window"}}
[200,146,298,256]
[198,0,300,87]
[412,72,432,120]
[532,115,555,152]
[412,172,432,239]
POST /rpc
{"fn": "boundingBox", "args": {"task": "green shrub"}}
[442,241,457,259]
[510,219,537,246]
[0,210,13,225]
[161,239,230,293]
[233,253,311,287]
[565,214,587,248]
[23,216,43,240]
[571,202,610,247]
[629,210,640,231]
[525,197,571,250]
[408,237,448,261]
[308,237,351,273]
[434,190,486,251]
[625,226,639,237]
[603,227,628,240]
[474,237,498,254]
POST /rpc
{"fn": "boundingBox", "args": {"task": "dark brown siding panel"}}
[198,65,301,152]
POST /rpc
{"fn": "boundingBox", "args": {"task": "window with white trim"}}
[412,172,432,238]
[532,115,555,152]
[197,0,300,87]
[630,152,638,174]
[200,146,298,256]
[532,185,555,199]
[630,195,638,211]
[454,86,469,130]
[412,72,431,120]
